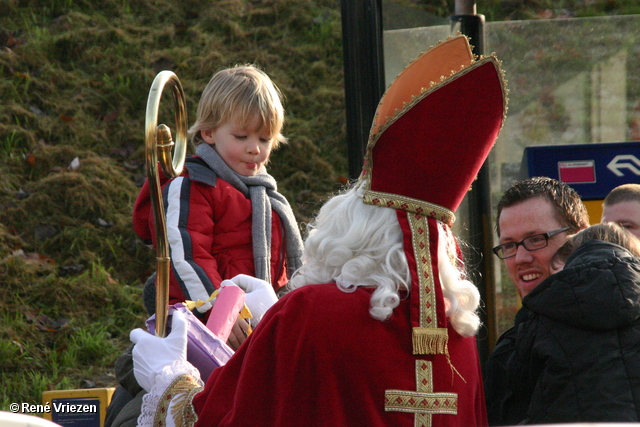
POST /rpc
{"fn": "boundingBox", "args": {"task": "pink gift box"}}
[206,284,246,342]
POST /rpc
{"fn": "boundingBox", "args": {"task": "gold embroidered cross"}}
[384,360,458,427]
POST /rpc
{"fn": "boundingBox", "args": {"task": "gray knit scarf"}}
[195,143,303,284]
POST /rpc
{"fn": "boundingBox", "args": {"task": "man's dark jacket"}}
[491,240,640,425]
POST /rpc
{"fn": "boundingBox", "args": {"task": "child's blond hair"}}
[188,65,287,147]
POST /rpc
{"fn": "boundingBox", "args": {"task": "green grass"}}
[0,130,28,158]
[0,257,145,410]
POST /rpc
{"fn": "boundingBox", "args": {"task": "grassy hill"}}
[0,0,346,408]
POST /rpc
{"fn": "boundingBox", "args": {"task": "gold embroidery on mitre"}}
[359,54,508,197]
[155,374,203,427]
[366,55,506,153]
[362,190,455,226]
[385,360,458,427]
[364,54,508,171]
[370,35,475,137]
[408,214,448,355]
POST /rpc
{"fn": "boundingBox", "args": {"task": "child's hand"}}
[227,274,278,327]
[227,316,251,350]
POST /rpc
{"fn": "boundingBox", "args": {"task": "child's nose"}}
[246,139,260,154]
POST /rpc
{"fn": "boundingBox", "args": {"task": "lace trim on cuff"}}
[138,360,203,427]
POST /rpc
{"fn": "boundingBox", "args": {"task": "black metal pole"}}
[451,9,495,366]
[340,0,386,180]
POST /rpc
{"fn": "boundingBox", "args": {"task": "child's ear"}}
[201,129,215,145]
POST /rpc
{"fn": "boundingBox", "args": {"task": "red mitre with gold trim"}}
[359,35,507,355]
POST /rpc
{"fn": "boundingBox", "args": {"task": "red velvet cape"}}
[192,283,487,426]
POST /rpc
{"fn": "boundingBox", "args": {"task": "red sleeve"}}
[132,164,173,243]
[165,177,222,308]
[133,168,224,311]
[132,177,153,243]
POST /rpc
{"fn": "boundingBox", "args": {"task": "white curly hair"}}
[289,182,481,337]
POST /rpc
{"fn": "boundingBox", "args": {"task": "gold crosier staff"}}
[144,71,188,337]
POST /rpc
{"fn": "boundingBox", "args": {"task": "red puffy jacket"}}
[133,157,288,320]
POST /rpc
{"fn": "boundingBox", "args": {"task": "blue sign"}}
[522,141,640,200]
[50,397,100,426]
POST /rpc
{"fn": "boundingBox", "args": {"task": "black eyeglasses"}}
[492,227,570,259]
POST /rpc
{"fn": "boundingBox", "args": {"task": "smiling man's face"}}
[498,197,570,299]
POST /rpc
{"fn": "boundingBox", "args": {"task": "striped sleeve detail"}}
[164,177,215,312]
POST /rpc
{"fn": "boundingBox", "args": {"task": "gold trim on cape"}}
[154,374,203,427]
[408,213,448,355]
[362,191,455,226]
[385,360,458,427]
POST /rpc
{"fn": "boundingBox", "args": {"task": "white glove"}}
[130,310,188,392]
[224,274,278,327]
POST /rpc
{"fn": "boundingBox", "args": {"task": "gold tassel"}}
[412,327,448,355]
[413,328,467,385]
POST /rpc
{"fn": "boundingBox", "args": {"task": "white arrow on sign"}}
[607,154,640,177]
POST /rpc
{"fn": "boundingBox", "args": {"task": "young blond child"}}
[133,65,303,349]
[106,65,303,427]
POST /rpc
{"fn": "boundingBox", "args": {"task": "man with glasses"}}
[484,176,589,426]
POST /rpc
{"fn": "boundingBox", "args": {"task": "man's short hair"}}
[496,176,589,236]
[603,183,640,206]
